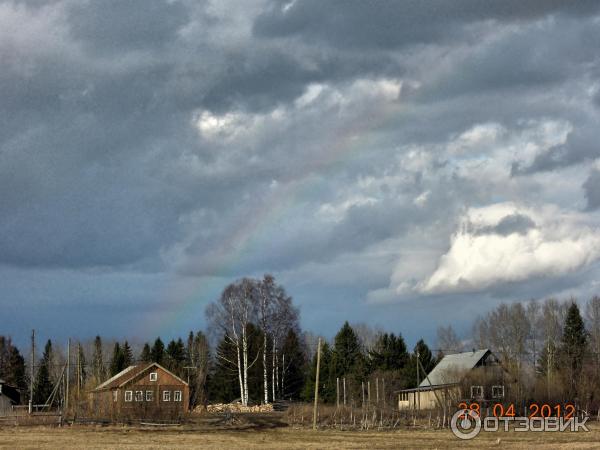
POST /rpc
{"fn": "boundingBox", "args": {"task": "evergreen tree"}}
[207,334,240,402]
[109,342,125,376]
[332,322,365,379]
[402,340,436,388]
[0,337,27,398]
[415,339,435,374]
[122,341,133,367]
[140,343,152,362]
[303,341,336,403]
[561,302,587,394]
[165,338,186,376]
[280,329,306,400]
[33,340,54,405]
[369,332,408,372]
[151,338,165,365]
[8,345,27,395]
[92,336,105,382]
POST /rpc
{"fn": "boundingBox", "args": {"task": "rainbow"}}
[142,90,404,338]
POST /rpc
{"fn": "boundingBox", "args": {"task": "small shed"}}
[0,379,21,416]
[90,362,189,421]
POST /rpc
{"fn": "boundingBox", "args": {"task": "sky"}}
[2,0,600,349]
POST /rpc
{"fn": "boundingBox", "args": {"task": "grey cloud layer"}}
[2,0,600,342]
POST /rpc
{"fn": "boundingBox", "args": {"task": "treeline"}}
[437,296,600,410]
[3,274,600,412]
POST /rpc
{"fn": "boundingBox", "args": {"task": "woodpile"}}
[194,403,274,414]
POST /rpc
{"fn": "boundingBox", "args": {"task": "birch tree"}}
[206,278,259,406]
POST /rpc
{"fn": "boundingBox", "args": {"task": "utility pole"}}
[416,350,420,411]
[343,377,346,406]
[336,377,340,409]
[66,338,70,412]
[312,338,321,431]
[29,329,35,414]
[77,342,81,398]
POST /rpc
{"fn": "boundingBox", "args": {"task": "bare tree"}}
[436,325,463,354]
[206,278,259,406]
[352,322,384,353]
[526,299,541,369]
[585,296,600,375]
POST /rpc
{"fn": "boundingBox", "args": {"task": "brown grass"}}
[0,422,599,449]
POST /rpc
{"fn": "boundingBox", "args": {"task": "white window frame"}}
[125,390,132,402]
[135,390,144,402]
[470,385,484,398]
[149,372,158,381]
[492,385,504,398]
[174,390,182,402]
[146,390,154,402]
[163,390,171,402]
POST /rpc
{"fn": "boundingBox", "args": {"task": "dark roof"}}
[0,380,21,404]
[93,362,188,391]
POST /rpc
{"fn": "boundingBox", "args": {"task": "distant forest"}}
[1,275,599,412]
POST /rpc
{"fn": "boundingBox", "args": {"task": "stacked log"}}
[194,403,274,414]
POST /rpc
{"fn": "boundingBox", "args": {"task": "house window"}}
[492,385,505,398]
[146,390,154,402]
[149,372,158,381]
[113,391,118,402]
[470,385,483,398]
[163,390,171,402]
[125,391,132,402]
[135,391,144,401]
[174,390,182,402]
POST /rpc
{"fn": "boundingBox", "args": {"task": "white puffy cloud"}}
[418,202,600,294]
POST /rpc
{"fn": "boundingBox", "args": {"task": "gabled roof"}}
[93,362,188,391]
[419,349,491,388]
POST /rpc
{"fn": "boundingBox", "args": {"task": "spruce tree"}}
[303,341,335,403]
[165,338,186,375]
[122,341,133,367]
[140,343,152,362]
[332,322,364,379]
[280,329,306,400]
[151,337,165,364]
[369,332,408,372]
[207,334,240,402]
[109,343,125,376]
[7,345,27,394]
[561,302,587,394]
[33,340,54,405]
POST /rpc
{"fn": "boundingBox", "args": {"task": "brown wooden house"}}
[90,362,189,421]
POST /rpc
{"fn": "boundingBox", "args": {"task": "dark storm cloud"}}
[471,213,537,237]
[67,0,190,53]
[254,0,600,49]
[583,169,600,211]
[2,0,600,344]
[512,126,600,175]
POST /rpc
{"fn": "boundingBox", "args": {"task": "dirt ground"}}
[1,422,599,449]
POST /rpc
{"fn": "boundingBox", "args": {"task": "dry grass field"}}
[1,423,599,449]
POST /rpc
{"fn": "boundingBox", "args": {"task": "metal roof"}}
[419,349,490,388]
